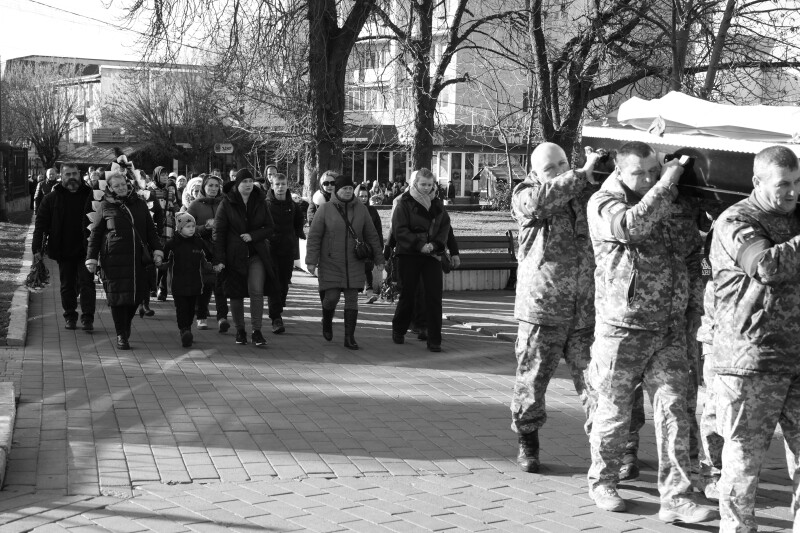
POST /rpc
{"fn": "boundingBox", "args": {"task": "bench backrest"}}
[455,231,515,256]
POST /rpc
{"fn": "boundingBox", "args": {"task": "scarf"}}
[409,181,435,211]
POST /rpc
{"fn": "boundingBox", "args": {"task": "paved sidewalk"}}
[0,261,794,532]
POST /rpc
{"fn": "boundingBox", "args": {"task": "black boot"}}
[343,309,358,350]
[322,308,334,341]
[116,334,130,350]
[517,431,540,473]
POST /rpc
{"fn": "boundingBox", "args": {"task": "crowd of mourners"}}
[30,158,454,353]
[29,140,799,532]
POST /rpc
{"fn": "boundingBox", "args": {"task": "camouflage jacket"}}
[512,169,595,328]
[587,174,703,331]
[710,195,800,375]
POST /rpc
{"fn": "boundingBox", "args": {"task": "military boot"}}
[343,309,359,350]
[517,431,540,473]
[619,452,639,480]
[322,308,334,341]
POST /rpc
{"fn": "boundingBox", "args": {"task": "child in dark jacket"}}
[164,213,213,347]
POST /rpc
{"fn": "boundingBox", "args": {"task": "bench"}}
[443,230,517,291]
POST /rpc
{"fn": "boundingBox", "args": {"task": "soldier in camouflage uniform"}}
[586,141,713,523]
[710,145,800,533]
[510,143,599,473]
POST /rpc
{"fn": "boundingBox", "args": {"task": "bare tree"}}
[103,66,225,171]
[3,60,82,168]
[117,0,377,194]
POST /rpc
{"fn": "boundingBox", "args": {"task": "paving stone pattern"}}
[0,262,794,532]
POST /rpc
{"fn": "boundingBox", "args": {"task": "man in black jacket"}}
[32,163,96,331]
[34,167,58,213]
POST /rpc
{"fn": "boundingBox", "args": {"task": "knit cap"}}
[234,168,254,188]
[175,212,196,235]
[334,174,355,192]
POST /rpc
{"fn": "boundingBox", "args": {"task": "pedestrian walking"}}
[148,166,178,301]
[86,172,164,350]
[163,213,213,347]
[710,145,800,532]
[213,169,280,347]
[34,168,58,213]
[187,175,228,332]
[265,173,305,334]
[32,163,96,331]
[308,170,336,226]
[305,174,384,350]
[509,143,599,473]
[390,168,450,352]
[356,184,383,303]
[585,141,713,523]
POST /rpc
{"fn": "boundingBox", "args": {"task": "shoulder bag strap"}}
[335,204,360,241]
[119,204,153,263]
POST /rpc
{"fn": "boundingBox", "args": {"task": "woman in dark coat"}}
[355,184,384,303]
[86,172,164,350]
[212,169,278,347]
[305,174,384,350]
[187,175,228,332]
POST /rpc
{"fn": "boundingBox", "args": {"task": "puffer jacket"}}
[266,189,305,259]
[710,195,800,375]
[163,234,211,296]
[391,191,451,256]
[512,170,595,328]
[305,194,384,291]
[587,173,703,330]
[213,185,279,299]
[86,193,162,307]
[187,194,223,242]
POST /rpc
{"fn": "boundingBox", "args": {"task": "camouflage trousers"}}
[699,343,724,479]
[510,321,594,435]
[587,323,693,501]
[715,373,800,533]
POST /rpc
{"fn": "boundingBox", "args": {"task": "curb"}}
[0,381,15,489]
[6,224,35,347]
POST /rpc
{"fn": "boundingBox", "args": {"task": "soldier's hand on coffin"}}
[660,158,684,186]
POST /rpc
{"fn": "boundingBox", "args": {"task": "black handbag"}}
[335,204,373,261]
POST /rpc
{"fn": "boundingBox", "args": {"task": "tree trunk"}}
[701,0,736,99]
[303,143,317,199]
[409,0,435,172]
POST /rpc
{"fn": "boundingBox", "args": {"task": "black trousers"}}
[58,257,96,322]
[268,255,294,320]
[392,255,443,344]
[110,305,138,337]
[174,295,198,330]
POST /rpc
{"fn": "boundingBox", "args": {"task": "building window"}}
[346,87,385,111]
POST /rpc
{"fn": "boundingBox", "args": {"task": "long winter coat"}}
[306,194,384,292]
[86,193,162,307]
[33,182,93,261]
[265,189,305,259]
[213,186,279,299]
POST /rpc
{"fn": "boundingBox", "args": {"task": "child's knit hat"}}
[175,212,196,235]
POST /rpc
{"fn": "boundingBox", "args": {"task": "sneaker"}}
[235,328,248,345]
[197,319,208,330]
[65,319,77,330]
[589,485,626,512]
[181,329,193,348]
[392,332,405,344]
[703,479,720,502]
[218,318,230,333]
[157,290,167,301]
[272,318,285,334]
[658,495,715,523]
[81,319,94,332]
[252,330,267,347]
[365,294,379,304]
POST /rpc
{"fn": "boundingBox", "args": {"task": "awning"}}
[58,143,146,167]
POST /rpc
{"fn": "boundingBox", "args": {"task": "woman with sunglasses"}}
[308,170,338,226]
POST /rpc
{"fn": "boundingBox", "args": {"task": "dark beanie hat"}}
[234,168,254,187]
[334,174,355,192]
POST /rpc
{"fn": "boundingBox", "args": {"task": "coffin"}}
[581,92,800,203]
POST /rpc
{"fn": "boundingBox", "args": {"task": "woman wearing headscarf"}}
[213,169,279,347]
[390,168,452,352]
[86,172,164,349]
[187,174,228,331]
[305,174,384,350]
[181,176,204,212]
